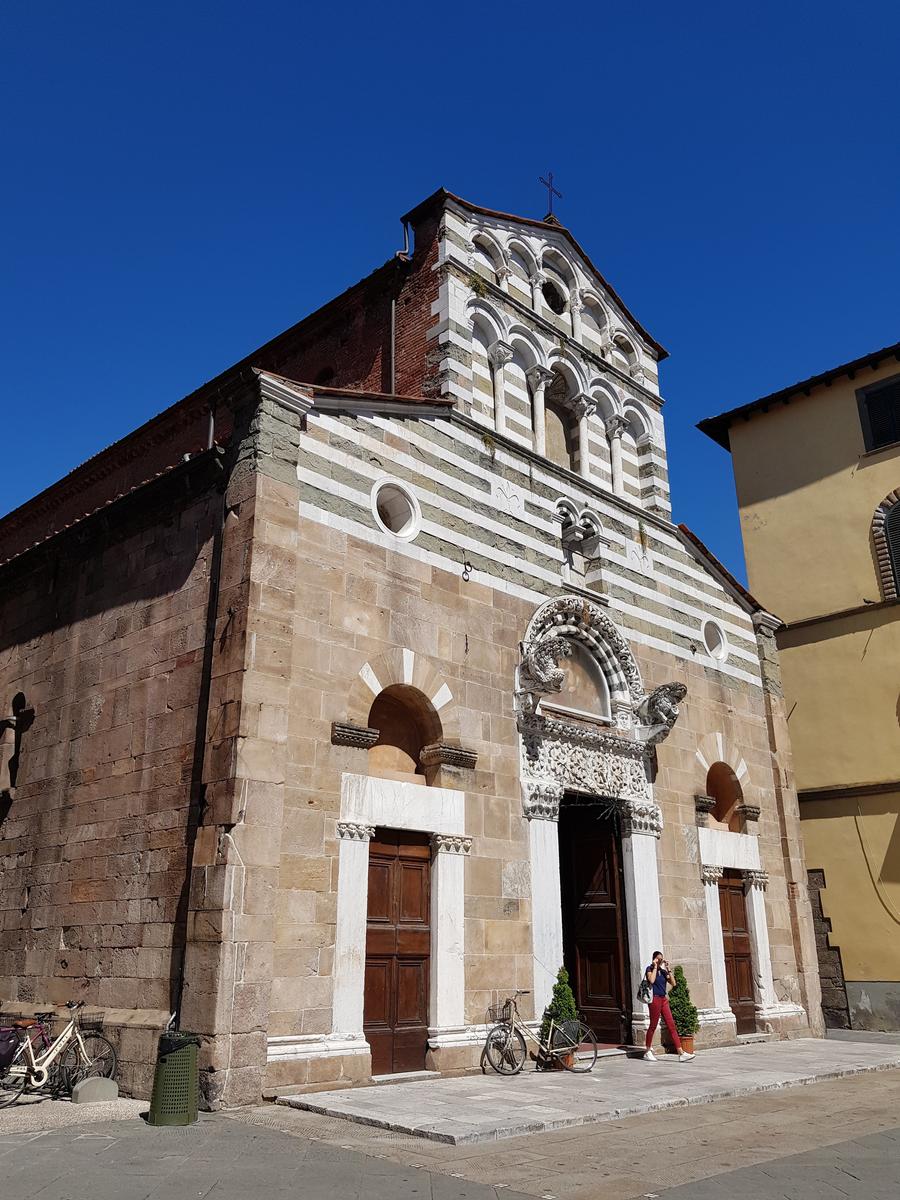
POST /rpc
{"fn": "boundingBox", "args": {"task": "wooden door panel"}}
[363,829,431,1074]
[719,875,757,1034]
[560,804,630,1045]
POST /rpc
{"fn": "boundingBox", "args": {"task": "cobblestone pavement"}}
[238,1067,900,1199]
[277,1038,900,1144]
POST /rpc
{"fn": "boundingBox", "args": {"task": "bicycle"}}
[0,1000,117,1108]
[482,989,598,1074]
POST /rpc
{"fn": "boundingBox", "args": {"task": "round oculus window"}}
[702,619,728,662]
[371,480,421,541]
[542,280,567,316]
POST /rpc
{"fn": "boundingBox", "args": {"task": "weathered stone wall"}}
[0,458,225,1096]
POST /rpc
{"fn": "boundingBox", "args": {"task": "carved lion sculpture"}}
[636,682,687,745]
[517,634,573,714]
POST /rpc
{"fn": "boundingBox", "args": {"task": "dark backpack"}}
[0,1029,19,1070]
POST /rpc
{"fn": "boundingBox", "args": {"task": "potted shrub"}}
[668,964,700,1053]
[539,967,579,1069]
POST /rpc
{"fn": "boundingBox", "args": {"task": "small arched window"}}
[367,684,442,784]
[706,762,743,833]
[886,502,900,593]
[539,641,611,721]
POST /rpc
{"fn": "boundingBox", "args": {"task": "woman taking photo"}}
[644,950,695,1062]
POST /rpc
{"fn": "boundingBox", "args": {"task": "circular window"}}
[542,281,567,316]
[371,479,421,541]
[702,619,729,662]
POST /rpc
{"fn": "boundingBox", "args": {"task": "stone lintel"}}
[420,742,478,770]
[331,721,379,750]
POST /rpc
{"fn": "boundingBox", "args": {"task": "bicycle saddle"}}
[12,1018,37,1028]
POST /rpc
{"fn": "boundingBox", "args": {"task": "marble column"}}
[331,821,375,1038]
[743,869,777,1012]
[430,833,471,1031]
[569,290,584,341]
[606,413,628,497]
[574,394,598,481]
[701,864,731,1012]
[526,365,555,457]
[529,270,546,313]
[488,340,514,437]
[620,799,664,1008]
[524,785,563,1017]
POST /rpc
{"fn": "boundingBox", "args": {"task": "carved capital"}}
[420,742,478,770]
[488,340,514,369]
[523,781,563,822]
[495,264,511,284]
[621,799,663,838]
[336,822,375,842]
[331,721,379,749]
[738,803,761,823]
[701,863,724,884]
[605,413,629,440]
[574,393,597,422]
[526,365,555,393]
[695,794,716,814]
[431,833,472,855]
[529,271,546,289]
[744,869,769,891]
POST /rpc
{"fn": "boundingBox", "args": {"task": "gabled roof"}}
[402,188,668,362]
[699,338,900,450]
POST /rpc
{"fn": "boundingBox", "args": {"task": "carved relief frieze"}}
[431,833,473,855]
[336,822,375,842]
[700,863,724,884]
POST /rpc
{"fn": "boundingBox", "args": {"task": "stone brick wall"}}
[0,455,226,1095]
[807,868,851,1028]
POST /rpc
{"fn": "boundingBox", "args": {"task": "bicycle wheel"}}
[483,1023,526,1075]
[552,1020,598,1072]
[0,1065,27,1109]
[60,1034,117,1092]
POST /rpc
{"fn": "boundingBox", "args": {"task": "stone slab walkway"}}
[278,1038,900,1144]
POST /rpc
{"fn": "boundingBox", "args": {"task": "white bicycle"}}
[0,1000,117,1108]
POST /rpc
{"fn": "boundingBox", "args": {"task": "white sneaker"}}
[644,1049,657,1061]
[679,1051,695,1062]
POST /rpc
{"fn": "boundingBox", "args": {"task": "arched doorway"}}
[363,685,441,1074]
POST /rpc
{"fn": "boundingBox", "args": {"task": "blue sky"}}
[4,2,899,580]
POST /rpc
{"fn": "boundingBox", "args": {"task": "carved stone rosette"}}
[431,833,473,855]
[621,800,663,839]
[420,742,478,770]
[336,822,375,842]
[700,863,724,884]
[744,869,769,891]
[331,721,379,749]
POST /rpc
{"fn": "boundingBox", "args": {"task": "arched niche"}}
[706,761,744,832]
[538,639,612,722]
[367,684,443,785]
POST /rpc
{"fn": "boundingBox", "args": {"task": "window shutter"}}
[886,502,900,591]
[863,379,900,450]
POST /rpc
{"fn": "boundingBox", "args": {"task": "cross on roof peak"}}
[539,171,562,220]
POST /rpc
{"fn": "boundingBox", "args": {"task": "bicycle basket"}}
[551,1019,582,1048]
[487,999,512,1023]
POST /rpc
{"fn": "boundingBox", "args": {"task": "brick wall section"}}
[0,456,225,1097]
[807,868,851,1028]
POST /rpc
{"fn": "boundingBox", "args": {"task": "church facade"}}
[0,190,822,1106]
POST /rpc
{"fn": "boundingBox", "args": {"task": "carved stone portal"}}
[516,596,686,829]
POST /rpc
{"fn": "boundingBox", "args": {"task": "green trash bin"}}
[147,1031,200,1126]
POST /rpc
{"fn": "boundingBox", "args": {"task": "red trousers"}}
[646,995,681,1052]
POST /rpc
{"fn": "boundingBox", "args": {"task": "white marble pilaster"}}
[620,800,664,1003]
[526,803,563,1017]
[430,834,470,1030]
[331,822,375,1038]
[701,864,730,1012]
[744,870,777,1012]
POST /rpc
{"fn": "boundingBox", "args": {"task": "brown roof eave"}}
[698,337,900,451]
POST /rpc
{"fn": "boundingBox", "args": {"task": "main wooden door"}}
[559,803,630,1044]
[363,829,431,1075]
[719,871,757,1034]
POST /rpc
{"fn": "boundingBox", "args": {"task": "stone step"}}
[736,1032,776,1044]
[370,1070,440,1086]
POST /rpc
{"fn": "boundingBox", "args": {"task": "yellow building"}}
[701,341,900,1030]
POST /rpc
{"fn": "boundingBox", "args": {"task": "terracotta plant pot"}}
[680,1035,695,1054]
[554,1052,575,1070]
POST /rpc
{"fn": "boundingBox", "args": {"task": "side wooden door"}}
[560,803,630,1044]
[363,829,431,1075]
[719,872,757,1034]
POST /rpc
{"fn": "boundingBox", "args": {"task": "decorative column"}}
[529,270,546,312]
[430,833,471,1032]
[488,340,514,437]
[569,289,584,341]
[331,822,375,1039]
[524,783,564,1017]
[700,864,731,1014]
[606,413,629,497]
[574,394,597,481]
[526,365,555,457]
[743,869,777,1014]
[620,799,664,1011]
[495,264,511,294]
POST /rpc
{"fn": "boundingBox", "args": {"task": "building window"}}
[371,479,421,540]
[702,619,729,662]
[542,280,567,316]
[873,491,900,599]
[858,375,900,452]
[887,503,900,592]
